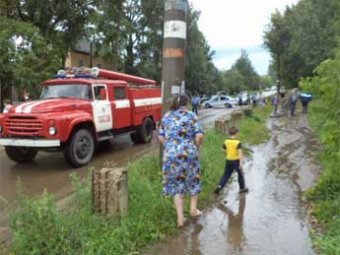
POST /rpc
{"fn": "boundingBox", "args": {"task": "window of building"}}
[114,87,126,100]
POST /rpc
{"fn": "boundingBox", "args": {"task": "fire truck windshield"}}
[41,84,91,100]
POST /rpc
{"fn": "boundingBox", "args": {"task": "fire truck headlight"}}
[48,126,57,136]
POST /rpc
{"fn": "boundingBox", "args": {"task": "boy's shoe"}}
[239,188,249,193]
[214,186,222,194]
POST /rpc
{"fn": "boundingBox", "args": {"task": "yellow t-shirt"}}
[224,139,242,160]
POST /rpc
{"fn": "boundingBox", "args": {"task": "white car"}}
[237,92,250,105]
[204,95,238,108]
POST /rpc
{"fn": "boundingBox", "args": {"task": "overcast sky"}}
[189,0,299,75]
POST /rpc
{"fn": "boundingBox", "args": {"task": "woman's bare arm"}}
[158,136,165,145]
[194,133,204,148]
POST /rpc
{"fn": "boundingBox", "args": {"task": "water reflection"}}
[219,195,246,251]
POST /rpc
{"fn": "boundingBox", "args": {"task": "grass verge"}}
[305,99,340,255]
[8,106,271,255]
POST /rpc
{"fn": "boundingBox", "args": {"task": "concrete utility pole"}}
[161,0,188,114]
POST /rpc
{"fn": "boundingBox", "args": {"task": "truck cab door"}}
[111,86,131,129]
[92,84,113,132]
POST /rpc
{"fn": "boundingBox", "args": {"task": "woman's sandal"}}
[190,209,202,217]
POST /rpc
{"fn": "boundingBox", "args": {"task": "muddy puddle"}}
[144,115,320,255]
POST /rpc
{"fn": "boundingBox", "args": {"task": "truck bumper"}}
[0,138,61,147]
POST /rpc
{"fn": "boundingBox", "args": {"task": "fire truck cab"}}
[0,68,162,167]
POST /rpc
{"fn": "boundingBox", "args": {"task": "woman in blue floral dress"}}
[158,94,204,227]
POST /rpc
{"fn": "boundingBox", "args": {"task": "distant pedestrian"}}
[272,95,279,114]
[258,92,265,107]
[191,94,200,115]
[158,94,204,228]
[300,92,312,114]
[2,99,12,113]
[238,97,243,106]
[246,95,251,105]
[251,93,257,107]
[289,89,298,116]
[214,126,248,195]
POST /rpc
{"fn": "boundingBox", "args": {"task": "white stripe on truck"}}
[134,97,162,107]
[114,99,130,109]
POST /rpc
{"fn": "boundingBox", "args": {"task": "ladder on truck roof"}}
[56,67,157,86]
[91,68,157,85]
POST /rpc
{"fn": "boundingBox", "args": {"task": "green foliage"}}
[186,7,221,95]
[221,68,246,94]
[232,50,260,90]
[0,0,223,97]
[11,191,72,255]
[264,0,340,87]
[301,50,340,254]
[219,50,261,94]
[260,75,274,88]
[0,16,59,98]
[7,0,98,59]
[239,105,272,145]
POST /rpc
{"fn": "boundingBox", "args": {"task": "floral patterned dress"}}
[158,107,204,196]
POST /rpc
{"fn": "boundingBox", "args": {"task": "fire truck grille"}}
[5,116,43,136]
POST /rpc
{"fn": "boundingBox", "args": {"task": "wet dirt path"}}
[144,115,321,255]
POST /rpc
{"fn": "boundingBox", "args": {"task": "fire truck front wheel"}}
[5,146,38,163]
[64,129,95,168]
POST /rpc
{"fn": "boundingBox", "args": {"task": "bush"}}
[301,50,340,254]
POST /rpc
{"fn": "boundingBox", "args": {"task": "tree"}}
[5,0,98,64]
[260,75,274,88]
[96,0,125,71]
[232,50,260,90]
[264,0,340,87]
[0,16,59,100]
[186,6,222,94]
[264,9,290,94]
[222,68,246,94]
[96,0,164,80]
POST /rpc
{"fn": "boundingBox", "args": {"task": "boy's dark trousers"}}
[219,160,245,189]
[192,104,198,115]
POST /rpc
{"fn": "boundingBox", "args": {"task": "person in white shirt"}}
[2,99,13,113]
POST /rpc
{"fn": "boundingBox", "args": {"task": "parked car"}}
[199,95,210,104]
[204,95,238,108]
[237,92,250,105]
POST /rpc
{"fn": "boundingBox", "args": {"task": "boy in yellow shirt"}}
[214,126,249,194]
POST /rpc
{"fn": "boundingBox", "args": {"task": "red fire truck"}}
[0,68,162,167]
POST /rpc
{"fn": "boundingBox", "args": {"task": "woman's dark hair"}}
[170,94,189,110]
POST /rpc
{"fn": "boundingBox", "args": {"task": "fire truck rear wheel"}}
[5,146,38,163]
[64,129,94,168]
[139,117,154,143]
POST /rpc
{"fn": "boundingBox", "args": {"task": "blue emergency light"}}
[55,68,95,79]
